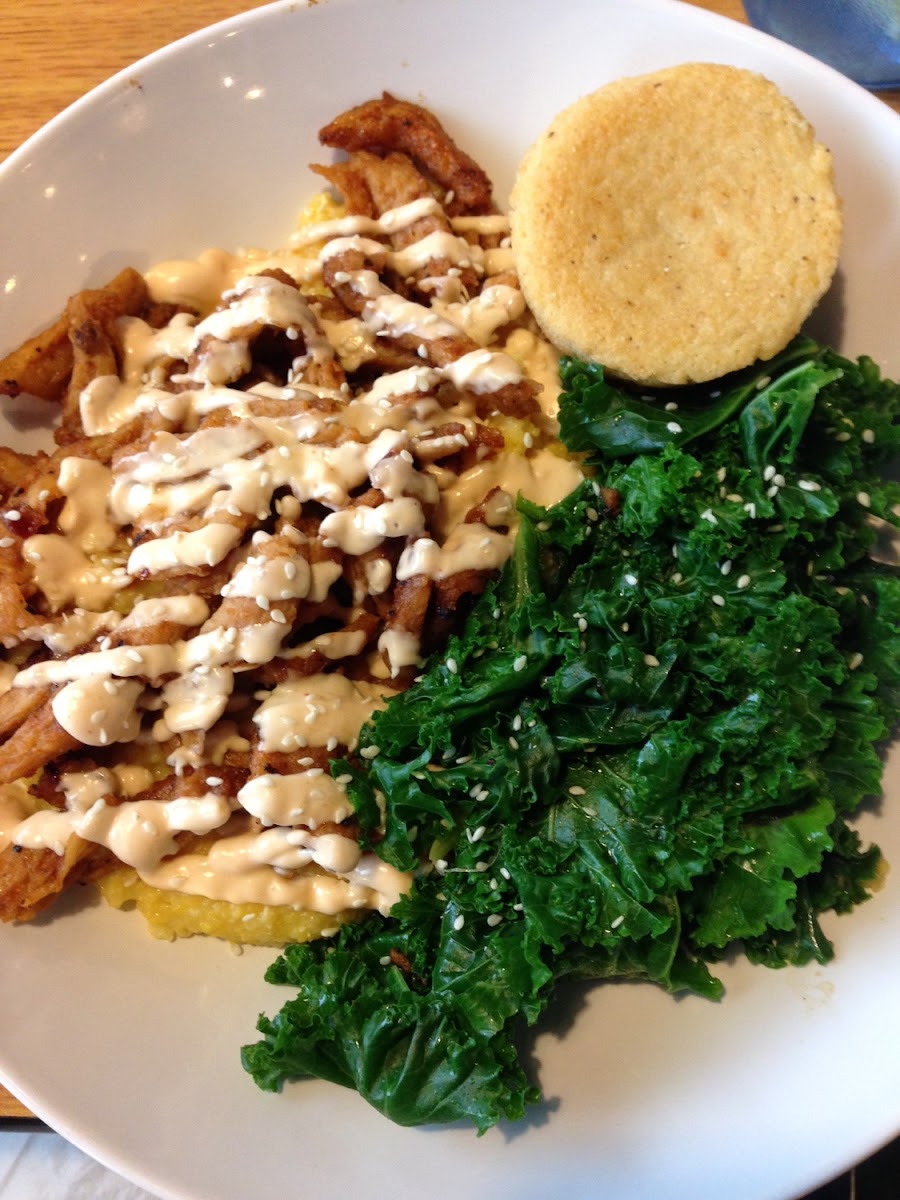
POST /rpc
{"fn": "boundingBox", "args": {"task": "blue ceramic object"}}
[744,0,900,88]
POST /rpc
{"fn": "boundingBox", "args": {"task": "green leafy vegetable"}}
[243,338,900,1132]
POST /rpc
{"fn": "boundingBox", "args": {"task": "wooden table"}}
[0,0,896,1126]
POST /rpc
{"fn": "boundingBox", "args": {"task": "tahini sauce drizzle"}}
[6,195,583,919]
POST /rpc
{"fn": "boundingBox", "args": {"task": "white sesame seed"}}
[446,657,458,674]
[513,654,528,672]
[0,537,13,549]
[672,572,683,585]
[666,421,682,434]
[621,621,630,633]
[206,776,223,787]
[767,485,780,498]
[512,714,522,732]
[743,502,757,519]
[763,465,776,482]
[700,508,717,524]
[379,955,392,966]
[862,429,875,444]
[624,572,638,586]
[835,431,851,442]
[798,480,821,492]
[665,401,680,413]
[499,867,511,881]
[487,913,503,927]
[848,652,864,671]
[737,574,751,589]
[271,610,288,624]
[4,510,20,521]
[726,493,744,504]
[577,617,588,633]
[509,736,519,750]
[568,785,587,795]
[512,903,524,912]
[720,560,733,576]
[586,506,599,522]
[523,432,534,449]
[453,914,465,931]
[360,745,380,759]
[470,825,486,843]
[716,467,727,483]
[856,491,871,508]
[712,594,726,607]
[610,915,625,929]
[643,654,660,667]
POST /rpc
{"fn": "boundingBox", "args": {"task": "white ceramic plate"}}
[0,3,898,1198]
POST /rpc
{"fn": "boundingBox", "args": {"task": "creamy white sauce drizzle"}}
[6,190,583,922]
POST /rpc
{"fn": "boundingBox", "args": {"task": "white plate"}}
[0,3,898,1199]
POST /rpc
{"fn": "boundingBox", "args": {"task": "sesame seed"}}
[856,491,871,508]
[513,654,528,672]
[726,493,744,504]
[360,745,380,759]
[568,785,586,795]
[737,574,751,589]
[835,431,851,442]
[487,913,503,927]
[271,610,288,624]
[755,375,771,390]
[716,467,727,483]
[798,480,821,492]
[512,903,524,912]
[523,432,534,449]
[712,594,726,607]
[499,867,511,881]
[255,594,270,610]
[610,914,625,929]
[577,617,588,633]
[4,510,20,521]
[512,714,522,732]
[453,914,465,931]
[621,621,630,633]
[700,508,717,524]
[720,560,733,576]
[666,421,683,434]
[743,502,757,519]
[862,429,875,444]
[848,652,864,671]
[206,776,223,787]
[509,736,519,750]
[672,572,683,584]
[0,537,13,549]
[643,654,660,667]
[469,825,486,843]
[665,401,680,413]
[586,506,599,522]
[767,485,780,499]
[624,572,638,586]
[763,465,776,482]
[446,657,458,674]
[379,955,392,966]
[335,774,353,785]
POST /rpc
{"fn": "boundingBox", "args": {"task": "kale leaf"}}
[243,338,900,1131]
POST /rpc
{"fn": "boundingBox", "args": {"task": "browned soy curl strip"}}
[0,835,118,922]
[319,92,494,215]
[0,698,80,786]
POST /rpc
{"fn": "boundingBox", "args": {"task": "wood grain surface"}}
[0,0,896,1124]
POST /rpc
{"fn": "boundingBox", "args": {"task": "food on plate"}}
[510,63,843,386]
[0,94,581,943]
[0,84,897,1135]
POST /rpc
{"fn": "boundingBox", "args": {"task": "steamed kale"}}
[243,337,900,1132]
